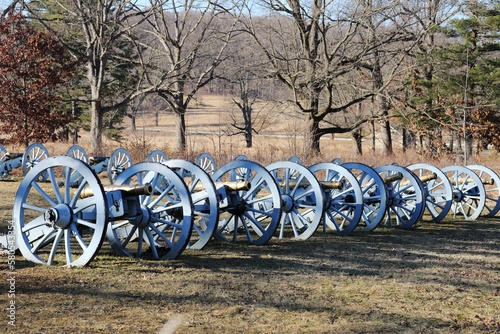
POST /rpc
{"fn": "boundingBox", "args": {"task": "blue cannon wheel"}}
[212,160,282,245]
[342,162,388,232]
[466,164,500,217]
[375,164,426,229]
[267,161,325,240]
[147,149,167,163]
[407,163,453,223]
[107,162,193,259]
[164,159,219,250]
[22,143,49,176]
[195,152,216,176]
[309,162,364,235]
[442,165,486,220]
[107,148,132,183]
[14,156,107,266]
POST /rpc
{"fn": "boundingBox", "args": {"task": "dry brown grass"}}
[3,94,498,173]
[1,192,499,333]
[1,94,500,333]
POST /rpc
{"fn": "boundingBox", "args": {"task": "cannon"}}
[1,143,49,179]
[104,162,194,260]
[13,156,194,266]
[375,164,425,228]
[309,162,364,235]
[266,161,325,240]
[165,158,284,247]
[65,145,133,185]
[211,159,283,245]
[10,144,500,266]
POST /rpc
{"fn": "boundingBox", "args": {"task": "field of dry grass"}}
[4,94,499,171]
[1,94,499,333]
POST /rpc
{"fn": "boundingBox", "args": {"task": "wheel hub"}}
[344,194,356,204]
[227,199,248,215]
[452,190,463,202]
[281,194,294,212]
[44,204,73,229]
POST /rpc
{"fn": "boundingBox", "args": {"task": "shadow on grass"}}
[6,218,499,332]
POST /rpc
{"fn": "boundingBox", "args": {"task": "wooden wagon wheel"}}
[267,161,325,240]
[309,162,364,235]
[107,162,194,259]
[212,160,282,245]
[14,156,107,266]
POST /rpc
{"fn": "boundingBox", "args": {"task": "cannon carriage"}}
[6,147,500,267]
[65,145,133,185]
[1,143,49,179]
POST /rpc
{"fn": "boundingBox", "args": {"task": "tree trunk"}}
[352,128,362,156]
[465,137,473,159]
[130,114,136,132]
[245,109,252,148]
[372,66,392,155]
[305,115,321,157]
[90,99,103,155]
[175,110,186,151]
[380,118,393,155]
[402,127,407,153]
[371,119,376,153]
[71,101,79,144]
[24,114,29,148]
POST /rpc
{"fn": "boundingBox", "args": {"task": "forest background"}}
[0,0,499,166]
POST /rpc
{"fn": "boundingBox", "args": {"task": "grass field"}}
[1,95,499,333]
[1,199,499,333]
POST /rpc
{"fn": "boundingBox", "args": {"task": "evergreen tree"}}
[439,0,500,153]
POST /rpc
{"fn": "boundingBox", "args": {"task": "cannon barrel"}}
[89,156,108,164]
[360,172,404,187]
[280,179,344,190]
[190,180,252,191]
[418,172,438,183]
[400,172,438,186]
[319,180,344,189]
[453,177,495,185]
[218,181,252,191]
[5,152,23,160]
[80,183,153,199]
[382,172,404,185]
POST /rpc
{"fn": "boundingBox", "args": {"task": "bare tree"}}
[1,0,22,21]
[238,0,386,156]
[352,0,423,155]
[136,0,238,151]
[25,0,151,154]
[218,28,275,148]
